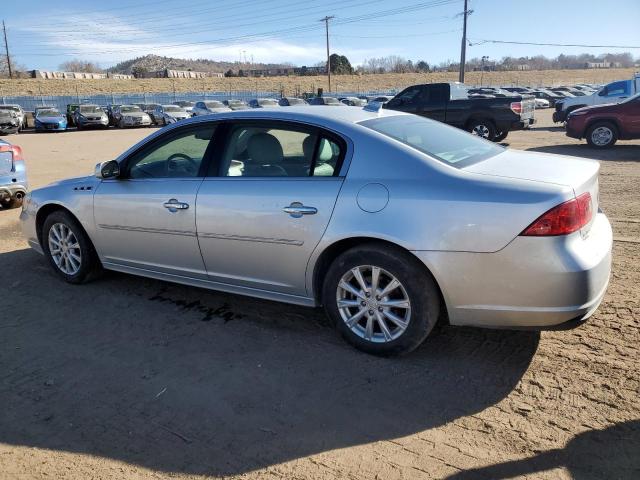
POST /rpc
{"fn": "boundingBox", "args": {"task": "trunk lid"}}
[466,149,600,233]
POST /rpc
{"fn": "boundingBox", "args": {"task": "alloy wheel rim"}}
[592,127,613,146]
[48,223,82,275]
[336,265,411,343]
[472,124,490,138]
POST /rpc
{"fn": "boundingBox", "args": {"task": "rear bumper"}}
[413,213,612,328]
[501,117,535,132]
[0,182,28,204]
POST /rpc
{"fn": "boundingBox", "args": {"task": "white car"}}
[191,101,232,116]
[534,98,550,109]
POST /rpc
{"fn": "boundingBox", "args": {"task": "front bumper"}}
[36,122,66,131]
[78,118,108,128]
[122,118,152,127]
[0,122,19,133]
[553,110,567,123]
[413,213,612,328]
[565,120,584,139]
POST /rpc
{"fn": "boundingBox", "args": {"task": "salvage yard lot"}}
[0,109,638,479]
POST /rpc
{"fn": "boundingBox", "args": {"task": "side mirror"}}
[95,160,120,179]
[598,88,608,97]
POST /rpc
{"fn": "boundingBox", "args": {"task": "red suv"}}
[566,93,640,148]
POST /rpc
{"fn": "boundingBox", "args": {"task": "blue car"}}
[0,139,28,208]
[34,106,67,132]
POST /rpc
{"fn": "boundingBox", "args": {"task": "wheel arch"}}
[465,115,496,129]
[35,203,96,254]
[310,236,449,324]
[585,117,621,136]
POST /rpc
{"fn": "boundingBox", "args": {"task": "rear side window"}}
[360,115,503,168]
[219,123,344,177]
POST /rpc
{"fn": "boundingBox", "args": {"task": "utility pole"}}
[2,21,12,79]
[319,15,335,93]
[458,0,468,83]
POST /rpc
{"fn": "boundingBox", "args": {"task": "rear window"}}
[359,115,503,168]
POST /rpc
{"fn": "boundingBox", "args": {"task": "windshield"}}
[177,101,194,107]
[163,105,182,112]
[323,97,340,104]
[79,105,102,114]
[205,101,224,108]
[258,99,278,106]
[121,105,142,113]
[287,98,305,105]
[37,109,60,117]
[360,115,503,168]
[0,106,19,112]
[227,100,245,105]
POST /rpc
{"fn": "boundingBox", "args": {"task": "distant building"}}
[137,69,223,79]
[31,70,109,79]
[246,66,325,77]
[516,64,531,71]
[585,62,623,69]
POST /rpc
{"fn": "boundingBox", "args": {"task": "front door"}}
[93,123,216,278]
[196,121,346,297]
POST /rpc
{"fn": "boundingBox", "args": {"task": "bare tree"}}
[59,59,103,73]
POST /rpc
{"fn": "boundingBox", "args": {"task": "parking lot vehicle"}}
[369,95,393,104]
[279,97,308,106]
[112,105,152,128]
[248,98,280,108]
[384,82,535,142]
[502,86,533,95]
[533,98,550,108]
[0,105,27,130]
[0,109,21,135]
[136,103,161,117]
[566,92,640,148]
[74,104,109,130]
[223,99,250,111]
[308,96,345,106]
[0,139,27,209]
[174,101,196,115]
[20,107,612,356]
[34,107,67,132]
[554,74,640,123]
[106,104,121,126]
[192,101,232,116]
[529,89,563,107]
[152,105,190,125]
[340,97,368,106]
[66,104,80,126]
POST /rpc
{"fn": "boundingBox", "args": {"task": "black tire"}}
[118,119,124,129]
[467,119,497,141]
[494,131,509,142]
[322,243,440,356]
[586,122,618,149]
[42,210,102,284]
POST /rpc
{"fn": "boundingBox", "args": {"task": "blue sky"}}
[3,0,639,70]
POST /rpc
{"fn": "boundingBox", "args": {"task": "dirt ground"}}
[0,109,639,480]
[1,68,636,97]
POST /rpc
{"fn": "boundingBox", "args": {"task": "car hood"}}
[465,149,599,191]
[122,112,149,118]
[208,107,233,113]
[37,115,65,122]
[573,102,621,114]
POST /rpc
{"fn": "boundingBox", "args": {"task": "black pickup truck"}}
[383,82,535,141]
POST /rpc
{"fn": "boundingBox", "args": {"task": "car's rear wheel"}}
[42,211,102,284]
[323,244,440,356]
[467,119,496,141]
[586,122,618,149]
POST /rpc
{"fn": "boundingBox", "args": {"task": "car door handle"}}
[283,202,317,218]
[163,199,189,212]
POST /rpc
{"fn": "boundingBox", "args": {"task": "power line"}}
[470,39,640,49]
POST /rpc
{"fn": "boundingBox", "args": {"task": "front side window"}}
[220,123,343,177]
[127,125,215,179]
[607,81,629,96]
[360,114,503,168]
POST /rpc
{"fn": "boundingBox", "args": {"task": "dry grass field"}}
[0,68,636,96]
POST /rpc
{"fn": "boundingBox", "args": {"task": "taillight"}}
[510,101,522,114]
[520,193,592,236]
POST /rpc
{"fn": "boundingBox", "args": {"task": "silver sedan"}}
[20,107,612,355]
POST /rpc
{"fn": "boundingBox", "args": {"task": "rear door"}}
[195,120,347,297]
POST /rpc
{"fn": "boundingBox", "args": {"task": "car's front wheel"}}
[586,122,618,149]
[323,244,440,356]
[42,211,102,284]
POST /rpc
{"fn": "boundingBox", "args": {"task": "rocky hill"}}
[106,54,289,75]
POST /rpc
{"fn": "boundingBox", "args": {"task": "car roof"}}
[179,105,406,126]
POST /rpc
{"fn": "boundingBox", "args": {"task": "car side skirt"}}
[102,261,318,307]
